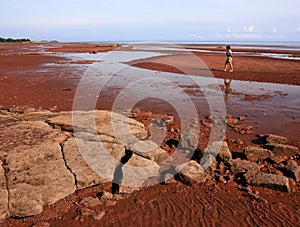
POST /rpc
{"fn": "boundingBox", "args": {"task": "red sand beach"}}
[0,42,299,226]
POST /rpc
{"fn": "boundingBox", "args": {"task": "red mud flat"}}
[4,182,300,227]
[0,43,300,226]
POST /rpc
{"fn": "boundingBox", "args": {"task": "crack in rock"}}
[60,139,78,191]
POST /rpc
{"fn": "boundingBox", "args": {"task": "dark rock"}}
[284,165,300,182]
[244,146,272,162]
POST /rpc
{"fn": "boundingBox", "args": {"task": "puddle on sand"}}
[131,43,300,61]
[79,60,300,145]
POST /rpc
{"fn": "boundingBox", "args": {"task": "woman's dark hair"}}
[226,45,231,49]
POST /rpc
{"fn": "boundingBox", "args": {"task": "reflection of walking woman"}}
[224,45,234,72]
[224,78,232,103]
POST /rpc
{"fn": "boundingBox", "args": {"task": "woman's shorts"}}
[226,57,233,63]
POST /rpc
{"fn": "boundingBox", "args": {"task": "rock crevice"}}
[60,139,78,191]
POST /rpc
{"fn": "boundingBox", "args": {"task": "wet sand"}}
[1,42,299,226]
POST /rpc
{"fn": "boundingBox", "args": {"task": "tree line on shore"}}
[0,37,31,43]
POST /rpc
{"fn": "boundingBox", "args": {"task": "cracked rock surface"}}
[0,108,153,221]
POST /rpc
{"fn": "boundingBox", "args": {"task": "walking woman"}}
[224,45,234,72]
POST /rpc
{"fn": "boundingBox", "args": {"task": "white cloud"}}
[226,26,231,32]
[232,33,262,39]
[296,26,300,32]
[243,25,254,32]
[272,28,278,32]
[217,32,262,40]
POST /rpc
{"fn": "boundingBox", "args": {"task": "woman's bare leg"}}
[229,62,233,72]
[224,62,228,72]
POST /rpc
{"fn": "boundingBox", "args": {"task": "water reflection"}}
[224,78,232,103]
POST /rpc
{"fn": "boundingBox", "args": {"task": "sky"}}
[1,0,300,42]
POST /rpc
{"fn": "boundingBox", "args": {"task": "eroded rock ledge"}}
[0,107,299,222]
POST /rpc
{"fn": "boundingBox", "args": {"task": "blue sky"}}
[1,0,300,42]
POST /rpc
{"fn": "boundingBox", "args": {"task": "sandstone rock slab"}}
[244,146,272,162]
[247,173,290,192]
[6,142,76,217]
[63,137,122,189]
[266,144,299,163]
[129,140,169,163]
[229,159,260,176]
[264,134,288,145]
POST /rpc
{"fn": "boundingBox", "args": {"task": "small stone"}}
[201,120,212,128]
[218,176,227,184]
[79,196,102,208]
[244,146,272,162]
[239,116,246,121]
[204,141,232,163]
[92,211,106,220]
[234,124,253,133]
[100,191,113,201]
[205,114,213,120]
[175,160,208,185]
[164,173,176,184]
[105,200,118,206]
[226,118,238,125]
[80,207,95,216]
[163,116,174,126]
[119,186,140,194]
[151,118,165,127]
[217,141,232,163]
[225,114,232,119]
